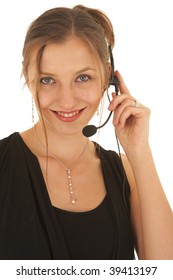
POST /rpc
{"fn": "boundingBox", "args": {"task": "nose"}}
[57,84,76,110]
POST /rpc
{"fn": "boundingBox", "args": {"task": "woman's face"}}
[28,36,106,136]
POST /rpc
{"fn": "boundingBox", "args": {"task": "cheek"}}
[88,93,101,108]
[37,86,58,108]
[38,92,50,108]
[79,83,102,105]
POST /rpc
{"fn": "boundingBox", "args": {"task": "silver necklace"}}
[34,127,89,204]
[48,141,88,204]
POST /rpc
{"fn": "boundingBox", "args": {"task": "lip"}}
[51,108,86,122]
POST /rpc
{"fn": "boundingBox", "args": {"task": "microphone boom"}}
[82,111,113,137]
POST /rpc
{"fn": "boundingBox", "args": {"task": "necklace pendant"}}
[71,198,77,204]
[67,169,77,205]
[35,126,89,206]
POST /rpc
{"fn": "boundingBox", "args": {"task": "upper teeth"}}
[57,111,79,118]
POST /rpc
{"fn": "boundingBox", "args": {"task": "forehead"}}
[40,37,99,71]
[27,36,106,84]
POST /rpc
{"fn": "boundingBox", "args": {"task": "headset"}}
[82,46,129,214]
[82,46,119,137]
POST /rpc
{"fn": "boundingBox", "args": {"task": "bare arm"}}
[123,152,173,259]
[110,70,173,259]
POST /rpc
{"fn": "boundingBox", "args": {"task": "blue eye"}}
[40,77,54,84]
[77,74,90,82]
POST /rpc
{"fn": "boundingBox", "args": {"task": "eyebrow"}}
[75,67,96,75]
[40,71,56,77]
[40,67,96,76]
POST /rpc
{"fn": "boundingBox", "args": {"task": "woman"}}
[0,5,173,260]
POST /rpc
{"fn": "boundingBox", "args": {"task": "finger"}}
[114,106,142,128]
[112,98,137,125]
[108,93,134,111]
[115,103,148,129]
[114,70,130,95]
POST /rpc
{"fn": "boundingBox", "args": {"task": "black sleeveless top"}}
[53,195,115,259]
[0,133,135,259]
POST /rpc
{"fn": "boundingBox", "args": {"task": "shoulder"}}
[96,143,126,176]
[96,143,129,187]
[0,132,19,166]
[96,143,136,193]
[0,132,19,150]
[96,143,122,165]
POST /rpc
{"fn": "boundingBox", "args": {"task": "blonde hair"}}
[22,5,114,83]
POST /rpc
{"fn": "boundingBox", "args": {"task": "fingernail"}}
[108,104,113,110]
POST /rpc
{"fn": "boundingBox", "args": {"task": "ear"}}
[107,62,112,79]
[103,62,112,90]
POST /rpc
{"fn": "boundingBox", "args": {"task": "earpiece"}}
[109,45,119,94]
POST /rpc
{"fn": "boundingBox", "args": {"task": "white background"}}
[0,0,173,207]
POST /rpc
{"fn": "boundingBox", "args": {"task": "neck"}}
[34,122,90,164]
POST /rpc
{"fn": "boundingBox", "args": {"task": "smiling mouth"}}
[51,108,85,121]
[56,110,80,118]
